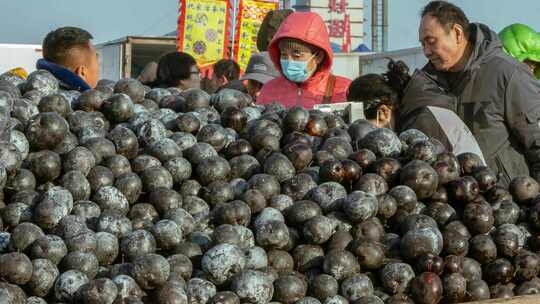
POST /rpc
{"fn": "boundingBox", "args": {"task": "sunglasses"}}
[351,96,394,111]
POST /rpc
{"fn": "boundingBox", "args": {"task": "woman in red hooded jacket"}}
[256,12,352,109]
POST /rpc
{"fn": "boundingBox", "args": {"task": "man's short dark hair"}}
[214,59,240,81]
[42,27,93,67]
[422,1,470,39]
[155,51,197,87]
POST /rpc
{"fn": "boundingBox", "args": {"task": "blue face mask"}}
[280,54,315,83]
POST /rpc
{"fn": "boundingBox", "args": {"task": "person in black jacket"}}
[347,60,486,163]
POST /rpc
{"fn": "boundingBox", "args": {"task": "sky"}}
[0,0,539,51]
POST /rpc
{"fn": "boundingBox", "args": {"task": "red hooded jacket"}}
[256,12,351,109]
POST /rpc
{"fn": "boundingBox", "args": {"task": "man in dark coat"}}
[400,1,540,186]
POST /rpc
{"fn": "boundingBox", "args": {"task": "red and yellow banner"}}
[233,0,279,70]
[177,0,231,68]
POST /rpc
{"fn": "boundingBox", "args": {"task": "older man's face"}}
[419,14,464,72]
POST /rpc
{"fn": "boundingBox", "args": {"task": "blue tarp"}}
[330,42,342,53]
[353,43,371,52]
[331,43,371,53]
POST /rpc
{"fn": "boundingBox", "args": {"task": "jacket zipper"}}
[494,154,511,185]
[296,87,302,106]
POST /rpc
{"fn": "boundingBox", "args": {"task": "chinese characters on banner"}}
[327,0,350,52]
[177,0,231,68]
[342,14,351,52]
[233,0,279,70]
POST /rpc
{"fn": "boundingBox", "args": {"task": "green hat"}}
[499,23,540,64]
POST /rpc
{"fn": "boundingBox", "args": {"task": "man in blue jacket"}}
[37,26,99,92]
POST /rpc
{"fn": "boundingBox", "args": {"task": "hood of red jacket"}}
[267,12,333,76]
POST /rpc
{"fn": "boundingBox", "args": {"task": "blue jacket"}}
[36,59,91,92]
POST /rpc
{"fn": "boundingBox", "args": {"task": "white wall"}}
[358,47,428,76]
[333,53,365,79]
[0,44,42,74]
[97,44,123,81]
[332,47,427,80]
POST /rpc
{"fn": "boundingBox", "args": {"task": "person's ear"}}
[314,51,324,65]
[219,75,228,85]
[74,65,87,80]
[378,104,393,127]
[178,79,189,90]
[453,24,465,44]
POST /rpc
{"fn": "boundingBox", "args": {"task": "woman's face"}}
[179,64,201,90]
[279,46,321,76]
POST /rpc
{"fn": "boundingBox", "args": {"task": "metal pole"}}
[371,0,378,52]
[230,0,239,59]
[382,0,388,51]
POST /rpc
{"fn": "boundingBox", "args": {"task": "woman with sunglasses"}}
[150,51,201,90]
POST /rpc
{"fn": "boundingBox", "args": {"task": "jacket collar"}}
[36,59,91,92]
